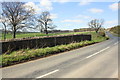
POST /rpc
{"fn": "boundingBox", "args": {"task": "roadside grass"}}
[0,32,109,67]
[110,32,120,37]
[2,31,91,40]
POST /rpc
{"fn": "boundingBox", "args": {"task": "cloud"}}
[53,0,70,3]
[61,19,83,23]
[24,1,53,13]
[109,3,118,11]
[88,8,103,13]
[76,14,91,19]
[106,20,118,24]
[50,14,58,19]
[79,2,90,6]
[40,0,53,11]
[78,0,94,6]
[23,2,41,14]
[105,20,118,27]
[64,24,73,26]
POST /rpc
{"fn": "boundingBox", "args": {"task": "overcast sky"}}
[0,0,119,30]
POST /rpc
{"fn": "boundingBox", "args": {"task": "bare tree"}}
[1,2,35,38]
[88,19,104,33]
[0,14,9,40]
[35,22,44,33]
[37,11,55,34]
[48,24,57,33]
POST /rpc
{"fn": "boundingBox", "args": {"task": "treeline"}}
[109,25,120,35]
[74,28,95,32]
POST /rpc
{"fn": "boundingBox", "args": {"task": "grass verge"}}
[0,32,109,67]
[110,32,120,37]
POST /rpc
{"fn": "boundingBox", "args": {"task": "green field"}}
[0,32,109,67]
[1,31,92,40]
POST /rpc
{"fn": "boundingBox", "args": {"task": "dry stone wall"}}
[1,34,91,53]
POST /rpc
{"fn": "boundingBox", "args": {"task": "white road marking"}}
[86,47,110,58]
[114,42,118,45]
[36,46,110,78]
[36,69,59,78]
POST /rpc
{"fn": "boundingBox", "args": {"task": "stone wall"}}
[1,34,91,53]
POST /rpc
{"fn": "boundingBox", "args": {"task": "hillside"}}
[109,25,120,36]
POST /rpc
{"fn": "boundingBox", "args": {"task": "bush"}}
[98,31,105,37]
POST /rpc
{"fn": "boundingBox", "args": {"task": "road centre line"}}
[86,46,110,58]
[36,46,110,78]
[36,69,59,78]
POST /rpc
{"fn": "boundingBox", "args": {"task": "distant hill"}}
[109,25,120,35]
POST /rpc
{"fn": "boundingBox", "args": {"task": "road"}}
[1,32,119,79]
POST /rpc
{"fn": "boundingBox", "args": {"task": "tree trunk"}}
[45,22,48,34]
[95,28,98,33]
[13,26,16,38]
[96,30,98,33]
[2,23,6,40]
[4,28,6,40]
[13,30,16,38]
[45,29,48,34]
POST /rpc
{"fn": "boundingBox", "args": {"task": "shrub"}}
[98,31,105,37]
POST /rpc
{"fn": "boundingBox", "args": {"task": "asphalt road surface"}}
[1,32,119,79]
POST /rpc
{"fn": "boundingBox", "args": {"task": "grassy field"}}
[0,32,109,67]
[1,31,91,40]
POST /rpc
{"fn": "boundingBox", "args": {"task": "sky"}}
[0,0,119,31]
[25,0,118,30]
[50,2,118,30]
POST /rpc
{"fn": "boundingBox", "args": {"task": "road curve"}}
[1,32,119,79]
